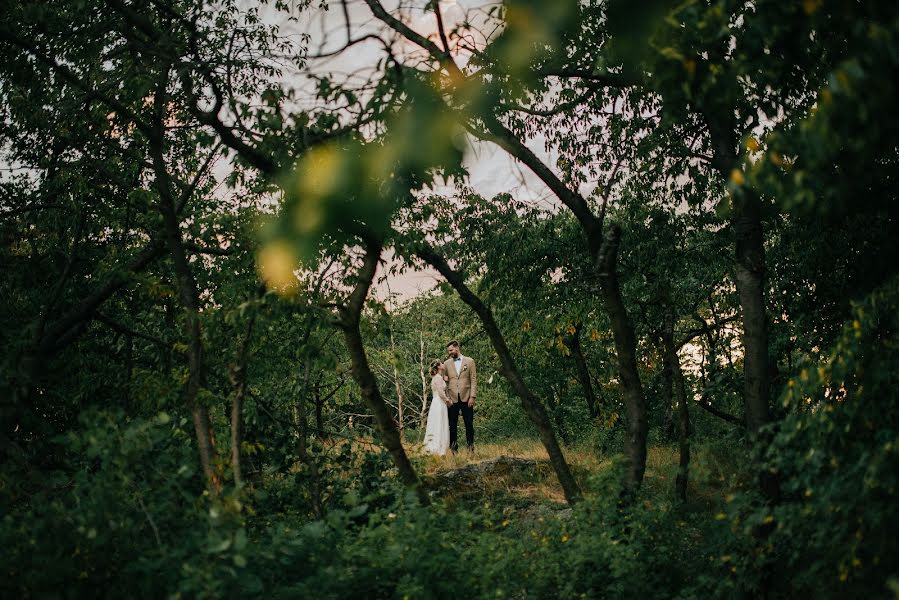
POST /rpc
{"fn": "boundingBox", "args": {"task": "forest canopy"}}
[1,0,897,597]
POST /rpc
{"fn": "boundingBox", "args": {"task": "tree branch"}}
[337,237,382,328]
[176,142,222,214]
[678,314,740,349]
[695,393,743,427]
[432,0,452,57]
[362,0,464,79]
[38,241,166,354]
[94,312,171,347]
[464,115,602,243]
[497,87,599,117]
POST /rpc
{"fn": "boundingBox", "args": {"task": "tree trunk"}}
[706,116,778,502]
[149,92,218,490]
[124,331,134,406]
[550,385,571,445]
[595,225,648,491]
[155,187,218,491]
[337,240,427,505]
[229,313,256,489]
[297,362,311,460]
[419,322,429,430]
[732,199,771,433]
[314,389,324,437]
[658,340,676,442]
[296,362,323,516]
[389,326,405,433]
[674,362,691,503]
[662,323,691,502]
[465,110,646,495]
[567,324,599,418]
[312,379,344,438]
[417,246,582,504]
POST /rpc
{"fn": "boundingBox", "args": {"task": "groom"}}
[443,340,477,454]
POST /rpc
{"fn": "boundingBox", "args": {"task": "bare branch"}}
[433,0,452,56]
[176,142,223,214]
[695,394,743,427]
[463,115,602,243]
[362,0,464,79]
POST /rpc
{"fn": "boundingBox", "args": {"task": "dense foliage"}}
[1,0,896,597]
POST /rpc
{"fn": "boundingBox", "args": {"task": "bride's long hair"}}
[429,359,442,376]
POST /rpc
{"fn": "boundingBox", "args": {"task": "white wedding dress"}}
[424,374,450,455]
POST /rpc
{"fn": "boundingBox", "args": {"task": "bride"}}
[424,359,451,455]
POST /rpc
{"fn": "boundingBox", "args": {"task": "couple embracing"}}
[424,340,477,456]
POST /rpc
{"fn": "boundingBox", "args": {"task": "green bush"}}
[1,409,224,597]
[708,279,899,598]
[1,412,717,599]
[7,293,898,600]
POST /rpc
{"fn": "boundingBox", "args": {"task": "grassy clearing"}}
[325,430,737,519]
[404,436,733,516]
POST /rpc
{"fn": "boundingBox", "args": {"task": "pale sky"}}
[271,0,566,302]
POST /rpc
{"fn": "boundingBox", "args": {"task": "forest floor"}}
[399,436,744,587]
[411,439,734,516]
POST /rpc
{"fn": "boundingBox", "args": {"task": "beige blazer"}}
[443,355,477,403]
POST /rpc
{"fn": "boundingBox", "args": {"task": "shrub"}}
[708,278,899,598]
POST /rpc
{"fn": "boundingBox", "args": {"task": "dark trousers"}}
[448,397,474,452]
